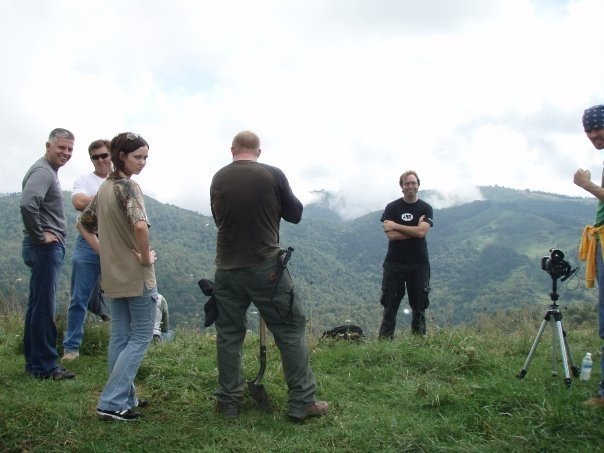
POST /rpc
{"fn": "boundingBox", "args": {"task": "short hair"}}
[399,170,420,186]
[88,139,111,155]
[232,130,260,151]
[48,128,74,141]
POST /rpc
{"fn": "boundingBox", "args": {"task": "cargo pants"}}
[213,255,318,417]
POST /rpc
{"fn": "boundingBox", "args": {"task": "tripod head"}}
[549,275,560,306]
[546,273,570,312]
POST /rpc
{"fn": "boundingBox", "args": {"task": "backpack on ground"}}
[321,324,365,341]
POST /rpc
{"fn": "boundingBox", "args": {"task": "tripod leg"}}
[517,319,549,379]
[551,322,558,376]
[554,320,572,387]
[560,321,580,377]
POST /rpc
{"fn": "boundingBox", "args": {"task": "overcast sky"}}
[2,0,603,219]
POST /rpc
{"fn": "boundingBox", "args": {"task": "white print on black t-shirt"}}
[401,213,413,221]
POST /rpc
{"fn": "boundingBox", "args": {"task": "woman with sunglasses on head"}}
[77,132,157,421]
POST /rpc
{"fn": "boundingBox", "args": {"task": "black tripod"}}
[517,276,579,387]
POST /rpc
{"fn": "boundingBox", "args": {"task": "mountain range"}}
[0,186,598,336]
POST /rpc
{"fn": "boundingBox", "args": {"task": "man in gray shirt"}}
[20,128,76,380]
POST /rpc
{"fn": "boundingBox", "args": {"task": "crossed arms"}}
[383,215,431,241]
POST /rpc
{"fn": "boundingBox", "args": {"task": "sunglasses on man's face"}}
[91,153,110,161]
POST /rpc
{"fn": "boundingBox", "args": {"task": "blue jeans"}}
[97,287,157,411]
[63,235,101,353]
[22,236,65,376]
[595,249,604,396]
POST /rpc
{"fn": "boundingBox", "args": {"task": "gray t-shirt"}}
[20,157,67,244]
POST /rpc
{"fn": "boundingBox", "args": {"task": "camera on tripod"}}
[541,248,573,280]
[518,247,581,386]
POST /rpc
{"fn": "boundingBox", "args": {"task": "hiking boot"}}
[50,367,76,380]
[216,401,240,419]
[583,396,604,408]
[97,408,142,421]
[289,401,329,421]
[61,351,79,362]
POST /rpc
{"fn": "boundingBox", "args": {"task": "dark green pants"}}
[213,256,317,416]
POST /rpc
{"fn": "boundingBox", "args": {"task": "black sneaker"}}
[97,408,142,421]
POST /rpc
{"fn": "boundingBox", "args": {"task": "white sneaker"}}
[61,351,80,362]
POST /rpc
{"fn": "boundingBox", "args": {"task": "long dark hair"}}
[109,132,149,177]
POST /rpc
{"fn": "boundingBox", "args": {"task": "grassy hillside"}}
[0,303,603,452]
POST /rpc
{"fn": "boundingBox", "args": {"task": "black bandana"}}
[582,105,604,132]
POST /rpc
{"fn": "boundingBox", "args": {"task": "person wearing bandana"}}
[574,104,604,408]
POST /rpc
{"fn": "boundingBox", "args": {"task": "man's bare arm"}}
[574,169,604,202]
[385,230,410,240]
[72,193,95,212]
[383,218,431,239]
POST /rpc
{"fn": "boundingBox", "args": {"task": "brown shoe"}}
[289,401,328,421]
[215,401,240,419]
[583,396,604,408]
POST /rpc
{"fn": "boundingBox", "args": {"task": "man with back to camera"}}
[379,170,433,339]
[20,128,76,380]
[62,139,111,362]
[574,104,604,408]
[210,130,328,421]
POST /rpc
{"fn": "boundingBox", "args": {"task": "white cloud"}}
[1,0,603,219]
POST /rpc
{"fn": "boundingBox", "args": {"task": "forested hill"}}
[0,187,598,336]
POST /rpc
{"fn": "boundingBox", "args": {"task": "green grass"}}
[0,310,602,452]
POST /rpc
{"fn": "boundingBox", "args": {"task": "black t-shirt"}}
[380,198,433,264]
[210,160,302,269]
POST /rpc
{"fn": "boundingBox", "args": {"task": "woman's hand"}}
[132,248,157,266]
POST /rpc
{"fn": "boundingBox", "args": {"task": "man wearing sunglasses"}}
[62,139,111,362]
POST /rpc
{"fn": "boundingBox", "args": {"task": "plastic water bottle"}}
[580,353,593,381]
